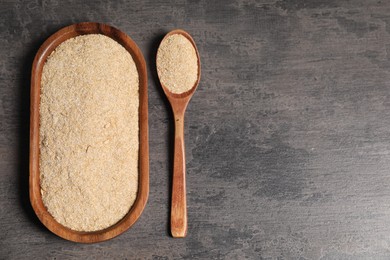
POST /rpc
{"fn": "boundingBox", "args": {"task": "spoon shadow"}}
[146,31,174,236]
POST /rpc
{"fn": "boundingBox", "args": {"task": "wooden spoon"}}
[156,29,201,238]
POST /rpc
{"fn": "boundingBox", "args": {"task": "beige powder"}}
[157,34,198,94]
[40,34,139,232]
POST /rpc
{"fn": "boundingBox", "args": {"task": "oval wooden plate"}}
[29,22,149,243]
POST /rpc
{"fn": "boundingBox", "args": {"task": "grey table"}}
[2,0,390,259]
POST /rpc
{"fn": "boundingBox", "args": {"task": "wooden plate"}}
[29,22,149,243]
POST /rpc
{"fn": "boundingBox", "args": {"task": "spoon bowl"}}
[158,29,201,103]
[157,29,201,238]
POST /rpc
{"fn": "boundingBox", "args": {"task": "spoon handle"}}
[171,113,187,238]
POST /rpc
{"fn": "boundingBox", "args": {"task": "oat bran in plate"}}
[40,34,139,232]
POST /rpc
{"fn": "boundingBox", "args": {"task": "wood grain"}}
[29,22,149,243]
[157,29,201,238]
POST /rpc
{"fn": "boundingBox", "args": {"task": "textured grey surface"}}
[2,0,390,259]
